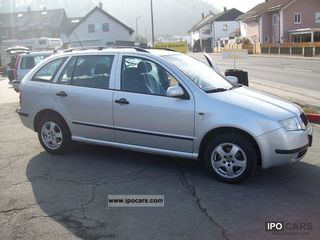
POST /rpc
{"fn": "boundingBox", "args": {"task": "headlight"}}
[280,117,303,131]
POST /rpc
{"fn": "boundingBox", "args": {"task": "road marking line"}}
[284,67,312,72]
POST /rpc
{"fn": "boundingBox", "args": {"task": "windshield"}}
[163,54,232,92]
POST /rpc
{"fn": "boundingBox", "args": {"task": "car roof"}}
[57,47,183,57]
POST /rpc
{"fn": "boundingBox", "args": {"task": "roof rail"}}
[62,46,177,53]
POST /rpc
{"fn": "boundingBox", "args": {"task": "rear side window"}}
[31,57,66,82]
[21,55,49,69]
[71,55,114,89]
[57,57,76,85]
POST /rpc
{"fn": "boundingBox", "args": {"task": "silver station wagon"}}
[17,47,313,183]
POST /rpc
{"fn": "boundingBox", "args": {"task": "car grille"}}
[300,113,308,127]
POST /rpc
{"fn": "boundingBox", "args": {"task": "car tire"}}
[203,133,258,184]
[37,114,71,154]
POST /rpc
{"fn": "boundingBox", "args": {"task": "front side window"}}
[32,58,66,82]
[71,55,114,89]
[88,24,95,33]
[121,56,179,96]
[164,54,232,92]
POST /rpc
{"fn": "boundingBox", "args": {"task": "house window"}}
[102,23,109,32]
[265,36,269,43]
[294,13,301,24]
[88,24,95,33]
[223,24,228,31]
[316,12,320,23]
[29,24,37,38]
[0,28,9,39]
[272,14,276,25]
[43,23,50,36]
[202,29,211,34]
[293,35,301,42]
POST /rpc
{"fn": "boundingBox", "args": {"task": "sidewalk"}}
[250,79,320,110]
[249,54,320,61]
[0,78,18,104]
[208,52,320,61]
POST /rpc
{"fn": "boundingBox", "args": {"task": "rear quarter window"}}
[31,57,66,82]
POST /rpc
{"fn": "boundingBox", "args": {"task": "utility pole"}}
[150,0,155,46]
[135,16,142,42]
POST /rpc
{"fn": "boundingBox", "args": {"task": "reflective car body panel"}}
[17,49,312,169]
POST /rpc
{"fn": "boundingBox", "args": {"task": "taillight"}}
[19,89,22,106]
[14,55,21,80]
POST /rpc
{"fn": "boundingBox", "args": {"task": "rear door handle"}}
[56,91,68,97]
[115,98,129,104]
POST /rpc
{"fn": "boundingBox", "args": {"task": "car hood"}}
[209,86,301,121]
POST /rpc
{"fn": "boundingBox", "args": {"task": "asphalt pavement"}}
[0,76,320,240]
[190,53,320,108]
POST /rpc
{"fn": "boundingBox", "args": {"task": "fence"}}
[213,43,259,54]
[213,42,320,57]
[261,42,320,57]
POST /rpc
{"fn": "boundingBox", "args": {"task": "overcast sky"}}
[207,0,264,13]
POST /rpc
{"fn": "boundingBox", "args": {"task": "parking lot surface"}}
[0,78,319,240]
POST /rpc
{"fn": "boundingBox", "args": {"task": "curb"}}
[249,54,320,62]
[306,114,320,123]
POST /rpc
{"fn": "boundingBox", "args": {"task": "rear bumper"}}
[256,126,312,169]
[16,107,33,129]
[11,80,21,92]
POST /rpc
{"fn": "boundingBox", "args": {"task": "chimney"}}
[99,1,103,9]
[224,7,227,12]
[202,12,205,19]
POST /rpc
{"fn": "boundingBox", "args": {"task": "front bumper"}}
[256,126,313,169]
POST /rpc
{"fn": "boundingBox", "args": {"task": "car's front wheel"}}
[203,133,258,183]
[37,115,71,154]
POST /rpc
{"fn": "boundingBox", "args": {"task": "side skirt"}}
[72,136,199,160]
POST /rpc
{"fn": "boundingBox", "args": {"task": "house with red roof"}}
[237,0,320,43]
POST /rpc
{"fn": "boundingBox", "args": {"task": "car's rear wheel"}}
[37,115,71,154]
[203,133,258,183]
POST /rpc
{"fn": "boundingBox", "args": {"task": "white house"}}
[61,6,134,47]
[189,8,243,52]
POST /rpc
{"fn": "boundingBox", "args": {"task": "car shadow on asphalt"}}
[26,143,320,240]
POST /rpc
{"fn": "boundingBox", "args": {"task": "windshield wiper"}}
[205,88,228,93]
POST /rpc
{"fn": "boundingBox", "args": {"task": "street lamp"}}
[135,16,142,42]
[150,0,155,46]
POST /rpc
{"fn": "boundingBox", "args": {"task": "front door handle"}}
[115,98,129,104]
[56,91,68,97]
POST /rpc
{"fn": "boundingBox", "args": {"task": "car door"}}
[113,55,195,154]
[52,54,117,142]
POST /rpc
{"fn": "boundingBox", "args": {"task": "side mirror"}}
[166,86,185,98]
[226,76,238,85]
